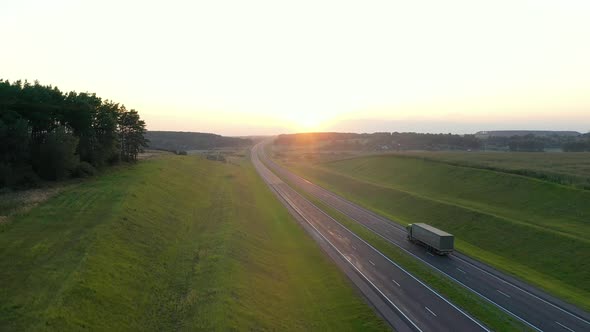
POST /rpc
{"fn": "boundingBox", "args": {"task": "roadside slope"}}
[283,155,590,310]
[0,155,386,331]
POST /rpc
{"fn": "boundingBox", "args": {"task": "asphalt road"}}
[252,143,489,332]
[256,142,590,332]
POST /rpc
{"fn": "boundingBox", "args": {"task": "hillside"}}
[0,154,385,330]
[474,130,581,138]
[146,131,252,152]
[280,154,590,310]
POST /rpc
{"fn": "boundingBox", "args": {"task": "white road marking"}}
[392,279,401,287]
[352,245,357,250]
[556,321,576,332]
[497,290,511,298]
[369,260,375,266]
[425,306,437,317]
[456,268,467,274]
[427,252,435,257]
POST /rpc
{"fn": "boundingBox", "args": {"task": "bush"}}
[34,127,79,180]
[0,163,40,189]
[12,166,40,188]
[0,162,12,188]
[72,161,97,178]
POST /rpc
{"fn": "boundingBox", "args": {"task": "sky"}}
[2,0,590,135]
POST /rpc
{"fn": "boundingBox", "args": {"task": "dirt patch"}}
[0,186,67,222]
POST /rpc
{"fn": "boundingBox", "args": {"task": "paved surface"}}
[252,143,489,332]
[257,142,590,332]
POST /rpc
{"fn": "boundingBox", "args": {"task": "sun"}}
[298,113,322,131]
[282,110,334,132]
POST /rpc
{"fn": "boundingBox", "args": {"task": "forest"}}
[146,131,251,153]
[0,79,147,188]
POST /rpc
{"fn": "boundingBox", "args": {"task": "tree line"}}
[275,132,482,151]
[0,79,148,188]
[274,131,590,152]
[145,131,252,153]
[485,134,590,152]
[562,134,590,152]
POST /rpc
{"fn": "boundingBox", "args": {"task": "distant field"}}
[392,151,590,189]
[0,155,386,330]
[280,154,590,311]
[272,147,590,189]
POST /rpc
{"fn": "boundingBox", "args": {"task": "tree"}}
[35,126,79,180]
[0,111,30,165]
[0,78,148,187]
[118,108,148,162]
[93,101,121,165]
[508,135,545,152]
[0,111,31,186]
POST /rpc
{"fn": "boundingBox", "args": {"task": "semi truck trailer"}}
[406,223,454,255]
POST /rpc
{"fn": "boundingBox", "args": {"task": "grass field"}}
[390,151,590,189]
[279,154,590,311]
[0,154,387,331]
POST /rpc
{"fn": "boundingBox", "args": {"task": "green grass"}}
[386,151,590,190]
[0,155,387,331]
[281,155,590,311]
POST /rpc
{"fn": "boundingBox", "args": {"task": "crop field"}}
[280,153,590,311]
[0,154,386,331]
[390,151,590,189]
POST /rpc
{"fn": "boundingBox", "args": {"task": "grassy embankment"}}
[0,154,387,331]
[279,153,590,311]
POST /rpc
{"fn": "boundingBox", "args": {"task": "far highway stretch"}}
[252,143,488,332]
[255,142,590,332]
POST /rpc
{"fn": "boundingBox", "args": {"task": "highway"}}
[255,142,590,332]
[252,143,489,332]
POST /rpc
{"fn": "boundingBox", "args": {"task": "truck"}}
[406,223,454,255]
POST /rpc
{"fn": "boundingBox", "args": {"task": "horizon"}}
[146,128,587,138]
[2,0,590,135]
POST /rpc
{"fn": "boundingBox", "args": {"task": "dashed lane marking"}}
[425,307,437,317]
[555,321,576,332]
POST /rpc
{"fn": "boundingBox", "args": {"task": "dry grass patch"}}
[0,186,67,221]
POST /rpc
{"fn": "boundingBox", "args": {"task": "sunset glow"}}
[2,0,589,135]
